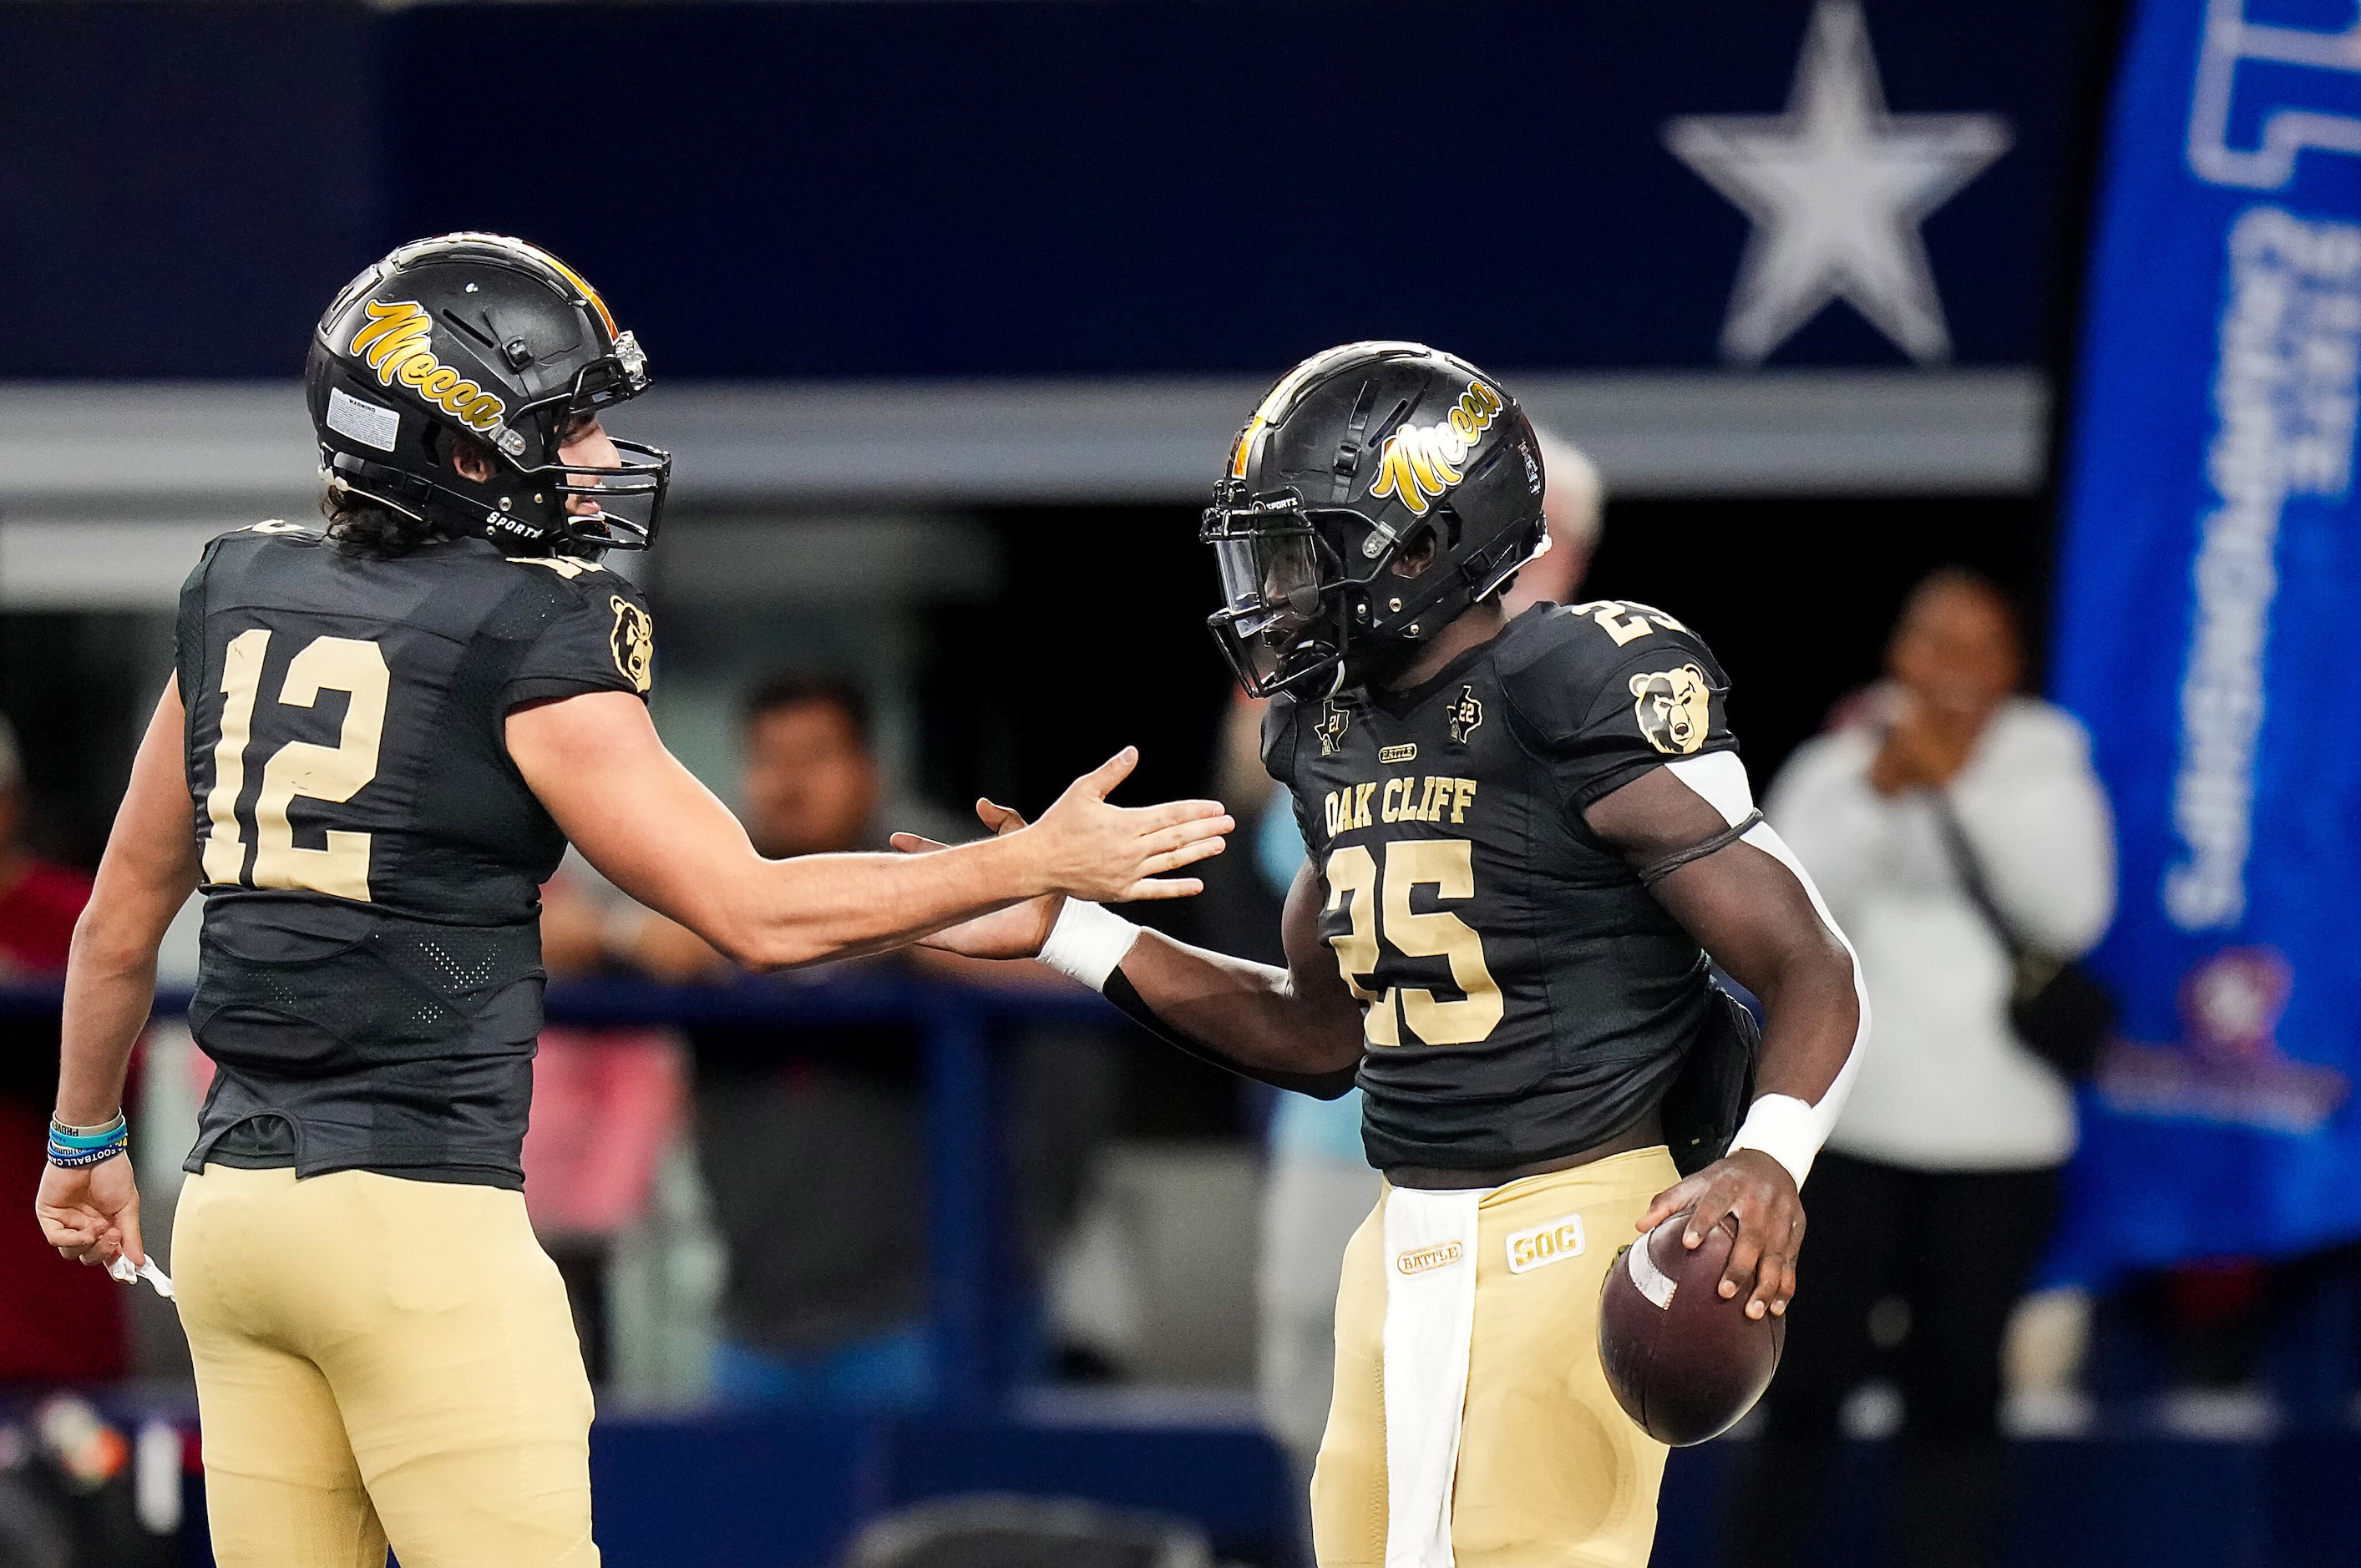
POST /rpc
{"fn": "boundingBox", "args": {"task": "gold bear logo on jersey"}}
[610,597,654,693]
[1629,664,1711,755]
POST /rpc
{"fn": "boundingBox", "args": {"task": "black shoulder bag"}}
[1927,796,2114,1080]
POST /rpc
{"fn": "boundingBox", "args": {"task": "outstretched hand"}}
[35,1156,144,1272]
[1015,748,1230,903]
[1636,1148,1801,1320]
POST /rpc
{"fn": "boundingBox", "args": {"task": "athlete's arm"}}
[907,807,1364,1094]
[1583,757,1867,1321]
[506,692,1232,972]
[1106,864,1363,1092]
[37,679,201,1269]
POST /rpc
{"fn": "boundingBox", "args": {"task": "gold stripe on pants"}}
[175,1166,597,1568]
[1310,1146,1678,1568]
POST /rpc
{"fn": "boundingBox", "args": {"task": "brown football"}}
[1597,1211,1785,1446]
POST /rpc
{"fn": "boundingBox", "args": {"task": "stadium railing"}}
[0,974,1122,1415]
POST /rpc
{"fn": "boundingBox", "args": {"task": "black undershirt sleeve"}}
[1102,968,1360,1100]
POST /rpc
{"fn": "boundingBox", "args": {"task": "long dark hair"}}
[320,485,455,557]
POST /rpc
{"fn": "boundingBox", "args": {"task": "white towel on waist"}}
[1381,1186,1482,1568]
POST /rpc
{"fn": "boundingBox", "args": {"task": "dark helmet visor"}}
[1202,496,1357,698]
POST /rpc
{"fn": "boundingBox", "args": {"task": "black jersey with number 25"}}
[174,523,656,1187]
[1264,599,1739,1172]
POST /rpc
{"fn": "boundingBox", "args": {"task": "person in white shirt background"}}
[1249,431,1604,1515]
[1729,568,2116,1568]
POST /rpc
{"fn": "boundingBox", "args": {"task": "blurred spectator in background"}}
[1733,569,2115,1568]
[545,675,955,1409]
[524,872,686,1382]
[1498,430,1604,618]
[0,713,126,1387]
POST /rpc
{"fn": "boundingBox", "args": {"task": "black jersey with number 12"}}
[1264,599,1741,1172]
[174,523,656,1188]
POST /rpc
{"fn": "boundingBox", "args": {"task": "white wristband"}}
[1726,1094,1826,1188]
[1036,898,1139,991]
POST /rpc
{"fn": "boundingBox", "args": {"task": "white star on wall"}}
[1664,0,2012,365]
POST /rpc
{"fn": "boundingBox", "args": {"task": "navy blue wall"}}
[0,4,376,377]
[0,0,2106,379]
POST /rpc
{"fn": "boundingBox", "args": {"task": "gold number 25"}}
[1325,839,1504,1047]
[201,630,389,901]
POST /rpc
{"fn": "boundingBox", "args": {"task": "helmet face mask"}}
[1203,342,1548,699]
[308,234,672,555]
[1203,495,1356,697]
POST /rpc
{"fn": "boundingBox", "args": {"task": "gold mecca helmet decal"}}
[1367,380,1504,517]
[341,237,625,439]
[347,301,509,432]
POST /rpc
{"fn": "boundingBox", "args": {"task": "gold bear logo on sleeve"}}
[1629,664,1712,755]
[610,597,655,694]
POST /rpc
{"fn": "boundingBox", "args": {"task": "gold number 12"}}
[201,630,389,901]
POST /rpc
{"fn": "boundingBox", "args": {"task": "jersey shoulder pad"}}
[497,554,656,701]
[200,518,322,559]
[197,518,317,559]
[1496,600,1733,767]
[504,553,614,583]
[497,552,641,621]
[187,518,329,604]
[1262,691,1304,787]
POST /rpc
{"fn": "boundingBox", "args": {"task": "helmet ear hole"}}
[435,427,498,484]
[1390,524,1440,578]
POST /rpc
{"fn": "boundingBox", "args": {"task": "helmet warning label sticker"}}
[327,387,400,452]
[1505,1213,1586,1275]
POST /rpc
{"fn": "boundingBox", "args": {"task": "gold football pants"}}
[1310,1147,1678,1567]
[175,1165,597,1568]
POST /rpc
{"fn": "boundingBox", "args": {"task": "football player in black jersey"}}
[907,344,1867,1565]
[33,235,1231,1568]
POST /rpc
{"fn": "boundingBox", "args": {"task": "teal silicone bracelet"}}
[48,1123,128,1151]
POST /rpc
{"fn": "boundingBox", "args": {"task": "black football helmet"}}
[305,234,671,554]
[1203,342,1547,698]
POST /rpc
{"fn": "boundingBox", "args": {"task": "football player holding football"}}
[909,343,1867,1565]
[33,234,1230,1568]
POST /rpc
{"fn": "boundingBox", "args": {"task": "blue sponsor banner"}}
[2053,0,2361,1274]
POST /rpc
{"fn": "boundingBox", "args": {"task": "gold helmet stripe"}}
[529,248,619,340]
[409,232,621,341]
